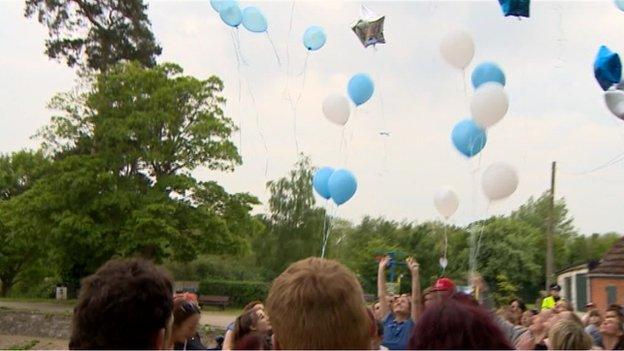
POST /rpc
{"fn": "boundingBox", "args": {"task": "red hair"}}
[409,294,512,350]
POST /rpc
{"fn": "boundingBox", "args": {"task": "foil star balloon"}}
[351,5,385,48]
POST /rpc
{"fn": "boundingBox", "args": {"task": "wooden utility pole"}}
[546,161,556,289]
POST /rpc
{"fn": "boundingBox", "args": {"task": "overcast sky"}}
[0,0,623,235]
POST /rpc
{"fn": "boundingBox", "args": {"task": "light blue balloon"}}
[313,167,334,200]
[303,26,327,51]
[211,0,238,12]
[616,0,624,11]
[328,169,357,206]
[242,7,267,33]
[347,73,374,106]
[471,62,506,88]
[451,119,487,158]
[219,4,242,28]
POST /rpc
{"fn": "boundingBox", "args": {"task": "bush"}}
[199,280,269,306]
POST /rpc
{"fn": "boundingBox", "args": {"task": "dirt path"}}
[0,335,67,350]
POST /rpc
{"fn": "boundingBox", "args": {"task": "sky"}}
[0,0,623,235]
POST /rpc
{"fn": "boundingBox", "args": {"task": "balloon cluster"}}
[593,45,624,121]
[440,31,510,158]
[313,167,358,206]
[321,73,375,126]
[212,0,268,32]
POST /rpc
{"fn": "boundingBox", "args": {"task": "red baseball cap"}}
[432,277,456,293]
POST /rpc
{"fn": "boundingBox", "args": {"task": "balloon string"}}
[472,202,491,270]
[320,203,329,258]
[245,78,269,177]
[339,125,347,165]
[282,1,296,99]
[230,29,244,156]
[321,204,339,258]
[266,31,282,66]
[234,27,248,66]
[462,69,468,98]
[373,48,389,173]
[290,51,310,155]
[343,109,357,166]
[441,224,449,276]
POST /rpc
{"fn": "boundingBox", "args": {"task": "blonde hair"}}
[266,257,371,350]
[549,319,592,350]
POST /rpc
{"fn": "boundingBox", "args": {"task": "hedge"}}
[199,280,270,307]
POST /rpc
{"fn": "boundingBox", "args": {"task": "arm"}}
[222,329,234,351]
[406,257,421,321]
[377,256,391,319]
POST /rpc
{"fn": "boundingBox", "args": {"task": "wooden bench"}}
[198,295,230,310]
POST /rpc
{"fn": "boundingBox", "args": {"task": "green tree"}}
[25,0,161,71]
[252,155,326,278]
[0,150,52,296]
[19,62,258,291]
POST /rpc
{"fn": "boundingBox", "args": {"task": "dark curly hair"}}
[69,258,173,349]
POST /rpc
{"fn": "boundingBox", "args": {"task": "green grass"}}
[8,340,39,350]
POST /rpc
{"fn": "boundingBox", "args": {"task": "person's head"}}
[521,309,537,328]
[589,309,603,327]
[234,309,271,343]
[422,286,436,309]
[266,257,370,350]
[372,302,383,321]
[69,258,173,350]
[530,308,554,335]
[549,319,593,350]
[554,299,573,314]
[601,317,624,338]
[509,298,526,313]
[392,293,411,316]
[172,298,201,344]
[409,294,512,350]
[606,304,624,322]
[243,300,264,313]
[549,283,562,298]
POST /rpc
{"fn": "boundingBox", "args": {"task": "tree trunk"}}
[0,277,13,297]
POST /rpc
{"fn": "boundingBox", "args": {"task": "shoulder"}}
[382,313,394,324]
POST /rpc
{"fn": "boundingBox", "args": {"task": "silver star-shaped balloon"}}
[351,5,385,48]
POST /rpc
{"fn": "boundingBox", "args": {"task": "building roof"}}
[590,236,624,275]
[557,263,588,275]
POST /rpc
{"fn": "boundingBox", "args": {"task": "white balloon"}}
[440,30,475,69]
[605,90,624,120]
[439,257,448,269]
[434,187,459,219]
[322,94,351,125]
[470,82,509,128]
[481,162,519,201]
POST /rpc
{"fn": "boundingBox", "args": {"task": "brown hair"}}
[173,297,201,326]
[266,257,371,350]
[549,319,592,350]
[243,300,263,312]
[69,258,173,349]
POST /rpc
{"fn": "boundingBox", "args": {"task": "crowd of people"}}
[67,256,624,350]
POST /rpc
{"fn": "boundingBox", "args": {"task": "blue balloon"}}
[303,26,327,51]
[471,62,506,89]
[219,4,242,28]
[313,167,334,200]
[347,73,374,106]
[242,7,267,33]
[499,0,530,17]
[615,0,624,11]
[451,119,487,158]
[211,0,238,12]
[328,169,357,206]
[594,45,622,91]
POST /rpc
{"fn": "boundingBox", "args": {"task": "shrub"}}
[198,280,269,306]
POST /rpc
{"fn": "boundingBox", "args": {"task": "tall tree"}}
[20,62,257,291]
[25,0,161,71]
[0,151,52,296]
[253,155,326,278]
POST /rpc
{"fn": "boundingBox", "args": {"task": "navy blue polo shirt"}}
[381,313,415,350]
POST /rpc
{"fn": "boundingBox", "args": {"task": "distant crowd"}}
[66,256,624,350]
